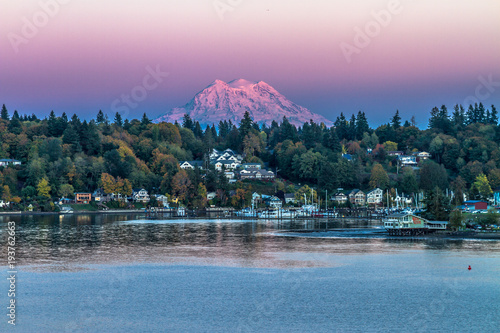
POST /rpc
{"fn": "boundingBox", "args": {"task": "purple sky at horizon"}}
[1,0,499,128]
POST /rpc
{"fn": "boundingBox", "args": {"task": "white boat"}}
[236,208,256,217]
[258,209,297,219]
[296,204,319,217]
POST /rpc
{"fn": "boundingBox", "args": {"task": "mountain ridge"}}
[154,79,332,127]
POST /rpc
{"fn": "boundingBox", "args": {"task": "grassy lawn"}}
[69,204,99,211]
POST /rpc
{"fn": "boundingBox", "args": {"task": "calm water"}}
[1,214,499,332]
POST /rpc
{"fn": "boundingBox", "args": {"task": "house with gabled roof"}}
[366,188,383,205]
[331,192,348,204]
[179,160,204,170]
[132,188,150,203]
[348,189,366,206]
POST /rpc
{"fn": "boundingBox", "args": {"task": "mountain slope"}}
[154,79,332,127]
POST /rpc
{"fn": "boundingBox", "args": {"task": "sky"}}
[1,0,499,128]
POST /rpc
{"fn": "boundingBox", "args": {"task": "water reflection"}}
[1,214,499,271]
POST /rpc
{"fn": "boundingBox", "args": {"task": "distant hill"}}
[154,79,332,127]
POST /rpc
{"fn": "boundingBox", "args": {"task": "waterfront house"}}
[153,194,170,208]
[383,213,448,235]
[75,193,91,204]
[463,200,488,211]
[366,188,383,205]
[207,192,217,200]
[92,188,109,202]
[265,196,282,209]
[349,189,366,206]
[284,193,296,204]
[331,192,348,204]
[132,189,150,203]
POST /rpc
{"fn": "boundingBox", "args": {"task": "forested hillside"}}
[0,102,499,212]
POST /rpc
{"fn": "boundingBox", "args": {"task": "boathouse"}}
[383,213,448,235]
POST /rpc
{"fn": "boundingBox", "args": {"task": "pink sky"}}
[1,0,499,126]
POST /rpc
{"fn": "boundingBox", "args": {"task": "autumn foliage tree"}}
[171,170,192,202]
[369,163,389,189]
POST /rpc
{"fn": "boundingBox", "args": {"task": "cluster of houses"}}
[342,150,431,169]
[179,148,275,182]
[66,188,158,205]
[330,188,412,206]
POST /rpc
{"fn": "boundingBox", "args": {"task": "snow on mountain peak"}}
[227,79,257,89]
[154,79,332,127]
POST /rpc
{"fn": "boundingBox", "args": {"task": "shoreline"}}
[0,209,145,216]
[291,228,500,240]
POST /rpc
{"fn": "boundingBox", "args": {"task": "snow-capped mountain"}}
[154,79,332,127]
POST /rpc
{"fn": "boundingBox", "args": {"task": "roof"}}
[284,193,295,199]
[464,200,487,204]
[367,188,382,194]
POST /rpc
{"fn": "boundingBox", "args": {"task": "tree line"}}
[0,102,499,215]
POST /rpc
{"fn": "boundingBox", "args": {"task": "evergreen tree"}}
[239,111,253,138]
[183,114,194,130]
[47,111,58,136]
[141,113,151,126]
[114,112,123,127]
[466,104,475,124]
[56,112,68,135]
[96,110,105,124]
[8,113,22,134]
[348,114,357,140]
[451,104,465,127]
[334,113,348,140]
[193,121,203,138]
[391,110,401,129]
[123,119,131,130]
[478,102,486,123]
[1,104,9,120]
[490,105,498,125]
[422,186,451,221]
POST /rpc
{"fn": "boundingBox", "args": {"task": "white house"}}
[331,192,348,203]
[154,194,170,207]
[0,159,21,167]
[207,192,217,200]
[241,163,261,170]
[266,196,282,208]
[224,170,235,179]
[284,193,296,204]
[213,160,240,171]
[179,160,204,170]
[132,189,150,203]
[399,155,417,167]
[366,188,384,205]
[417,151,431,160]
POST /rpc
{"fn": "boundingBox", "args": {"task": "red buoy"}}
[468,265,471,270]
